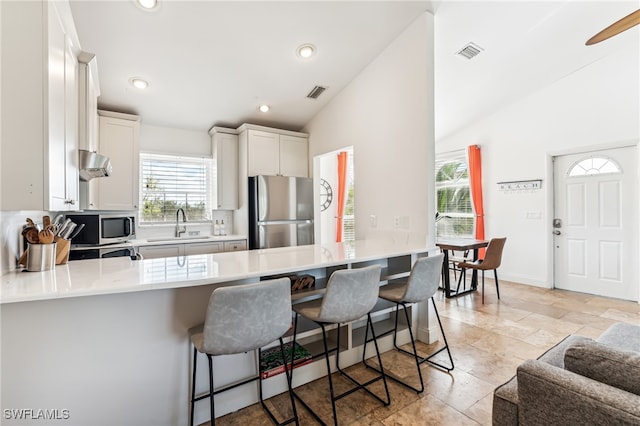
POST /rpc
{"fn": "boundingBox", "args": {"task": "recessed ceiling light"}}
[129,77,149,89]
[258,104,270,113]
[136,0,158,10]
[296,44,316,59]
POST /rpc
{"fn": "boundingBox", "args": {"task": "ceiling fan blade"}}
[586,9,640,45]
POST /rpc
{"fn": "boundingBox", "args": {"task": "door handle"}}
[553,230,561,235]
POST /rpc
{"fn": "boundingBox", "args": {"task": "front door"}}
[553,146,638,301]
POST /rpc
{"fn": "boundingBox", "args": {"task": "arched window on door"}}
[568,156,622,177]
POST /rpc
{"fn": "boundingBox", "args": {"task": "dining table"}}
[436,238,489,298]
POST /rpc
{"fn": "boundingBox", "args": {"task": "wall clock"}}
[319,179,333,211]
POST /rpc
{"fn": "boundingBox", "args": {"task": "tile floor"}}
[205,279,640,425]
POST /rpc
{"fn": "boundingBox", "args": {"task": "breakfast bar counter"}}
[1,239,438,426]
[2,239,432,304]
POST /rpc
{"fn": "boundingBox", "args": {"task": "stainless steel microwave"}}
[65,214,135,245]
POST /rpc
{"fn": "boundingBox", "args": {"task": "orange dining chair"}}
[456,237,507,304]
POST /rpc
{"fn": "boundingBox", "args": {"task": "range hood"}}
[79,149,112,181]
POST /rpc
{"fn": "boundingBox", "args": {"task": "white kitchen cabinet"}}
[184,242,222,256]
[243,126,309,177]
[78,52,99,152]
[1,1,80,211]
[209,128,239,210]
[279,134,309,177]
[224,240,247,251]
[137,244,182,260]
[95,111,140,211]
[138,240,235,259]
[77,52,100,210]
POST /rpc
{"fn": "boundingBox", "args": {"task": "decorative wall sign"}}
[319,178,333,211]
[497,179,542,191]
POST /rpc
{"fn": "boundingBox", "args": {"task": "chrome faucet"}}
[175,208,187,237]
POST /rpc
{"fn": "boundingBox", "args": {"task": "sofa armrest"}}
[517,359,640,426]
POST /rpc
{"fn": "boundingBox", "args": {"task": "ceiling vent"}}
[456,42,483,60]
[306,85,326,99]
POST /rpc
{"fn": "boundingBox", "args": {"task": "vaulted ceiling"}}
[69,1,640,140]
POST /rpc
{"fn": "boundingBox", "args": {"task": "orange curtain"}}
[468,145,485,258]
[336,151,348,242]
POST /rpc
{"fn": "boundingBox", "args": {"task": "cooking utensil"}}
[53,214,64,227]
[25,228,40,244]
[57,219,72,237]
[43,215,51,228]
[67,223,85,240]
[61,223,77,240]
[38,229,55,244]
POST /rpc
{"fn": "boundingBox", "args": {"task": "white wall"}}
[139,123,210,157]
[436,43,640,287]
[304,13,435,246]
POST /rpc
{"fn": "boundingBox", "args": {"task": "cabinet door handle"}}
[65,199,76,205]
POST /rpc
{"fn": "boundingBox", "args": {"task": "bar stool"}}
[290,265,390,426]
[189,278,299,426]
[363,254,453,394]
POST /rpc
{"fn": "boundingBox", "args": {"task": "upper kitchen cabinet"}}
[209,127,239,210]
[1,0,80,211]
[240,125,309,178]
[94,111,140,211]
[78,52,100,153]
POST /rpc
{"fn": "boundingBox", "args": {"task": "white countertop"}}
[70,234,247,250]
[1,239,434,304]
[0,240,437,304]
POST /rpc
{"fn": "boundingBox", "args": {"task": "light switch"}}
[369,215,377,228]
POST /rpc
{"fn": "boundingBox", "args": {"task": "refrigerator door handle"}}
[257,219,313,225]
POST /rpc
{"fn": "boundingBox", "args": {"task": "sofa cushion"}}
[596,322,640,353]
[492,334,592,426]
[565,339,640,396]
[517,359,640,426]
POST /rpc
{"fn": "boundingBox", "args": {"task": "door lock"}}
[553,218,562,228]
[553,230,561,235]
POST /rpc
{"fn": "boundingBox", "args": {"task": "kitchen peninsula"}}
[1,239,438,426]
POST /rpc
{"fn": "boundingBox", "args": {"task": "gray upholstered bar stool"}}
[364,254,453,393]
[290,265,390,426]
[189,278,298,426]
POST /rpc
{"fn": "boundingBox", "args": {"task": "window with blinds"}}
[140,153,213,223]
[435,150,474,238]
[342,151,355,242]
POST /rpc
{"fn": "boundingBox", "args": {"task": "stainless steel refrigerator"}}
[249,175,314,249]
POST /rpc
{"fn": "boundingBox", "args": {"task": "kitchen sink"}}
[146,236,210,243]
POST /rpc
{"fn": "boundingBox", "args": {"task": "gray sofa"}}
[492,322,640,426]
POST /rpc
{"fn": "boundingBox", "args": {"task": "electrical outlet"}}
[394,216,400,228]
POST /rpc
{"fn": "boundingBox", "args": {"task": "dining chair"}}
[456,237,507,303]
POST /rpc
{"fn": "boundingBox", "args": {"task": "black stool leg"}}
[426,297,455,372]
[258,340,299,426]
[190,346,198,426]
[494,269,500,300]
[207,354,215,426]
[482,270,485,304]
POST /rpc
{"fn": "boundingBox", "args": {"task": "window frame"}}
[139,152,214,225]
[435,150,475,238]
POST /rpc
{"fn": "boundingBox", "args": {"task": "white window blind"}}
[435,150,474,238]
[140,153,213,223]
[342,151,355,242]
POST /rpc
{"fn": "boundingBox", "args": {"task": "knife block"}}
[54,237,70,265]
